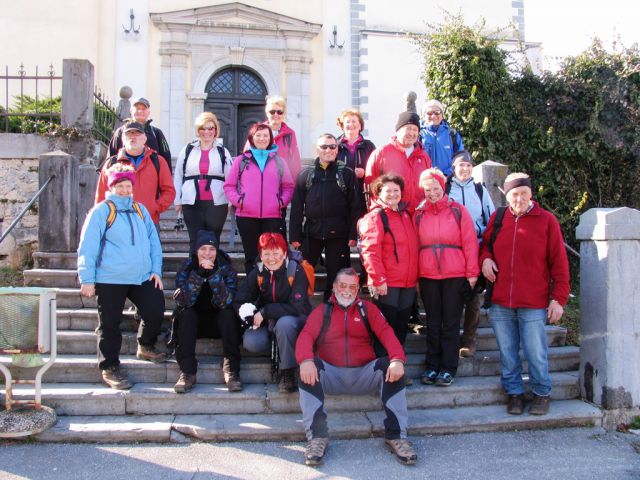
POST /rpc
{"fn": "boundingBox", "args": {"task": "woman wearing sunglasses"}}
[264,95,302,180]
[174,111,232,253]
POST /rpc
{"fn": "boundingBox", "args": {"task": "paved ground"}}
[1,427,639,479]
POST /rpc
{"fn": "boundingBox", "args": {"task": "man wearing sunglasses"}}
[290,134,363,301]
[419,99,464,177]
[295,268,417,466]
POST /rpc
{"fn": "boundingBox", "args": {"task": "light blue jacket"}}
[77,193,162,285]
[419,120,464,176]
[448,177,495,239]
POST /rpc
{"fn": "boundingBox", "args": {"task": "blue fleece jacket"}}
[419,120,464,176]
[447,177,496,239]
[77,192,162,285]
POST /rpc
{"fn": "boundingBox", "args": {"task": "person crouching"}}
[171,230,241,393]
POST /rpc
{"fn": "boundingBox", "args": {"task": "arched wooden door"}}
[204,67,267,157]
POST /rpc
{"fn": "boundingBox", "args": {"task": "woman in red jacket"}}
[416,168,479,386]
[358,174,418,346]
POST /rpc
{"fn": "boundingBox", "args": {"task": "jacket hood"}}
[105,191,134,208]
[416,194,450,214]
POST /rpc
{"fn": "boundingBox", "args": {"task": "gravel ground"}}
[0,427,639,480]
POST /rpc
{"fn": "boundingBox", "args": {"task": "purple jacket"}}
[223,151,294,218]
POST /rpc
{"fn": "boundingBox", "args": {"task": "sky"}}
[526,0,640,69]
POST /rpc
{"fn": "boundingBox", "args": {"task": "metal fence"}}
[93,87,122,144]
[0,64,62,133]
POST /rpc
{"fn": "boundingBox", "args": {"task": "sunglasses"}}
[318,144,338,150]
[426,110,442,116]
[268,110,284,115]
[199,126,216,131]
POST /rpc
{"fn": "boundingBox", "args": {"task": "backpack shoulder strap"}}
[488,206,507,253]
[474,182,488,225]
[373,207,398,263]
[315,302,334,351]
[237,155,252,193]
[150,151,161,199]
[182,143,195,180]
[445,177,452,195]
[356,300,375,343]
[304,165,316,191]
[217,145,226,174]
[105,200,117,230]
[450,204,462,227]
[132,201,144,221]
[449,127,459,153]
[335,162,347,194]
[286,258,297,288]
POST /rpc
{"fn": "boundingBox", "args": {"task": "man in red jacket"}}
[96,121,175,226]
[480,173,570,416]
[295,268,417,467]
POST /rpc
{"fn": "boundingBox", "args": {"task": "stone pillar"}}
[187,93,208,131]
[38,151,79,252]
[473,160,509,208]
[61,59,95,130]
[77,164,98,236]
[116,86,132,128]
[577,207,640,414]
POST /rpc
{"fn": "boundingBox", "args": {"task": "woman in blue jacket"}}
[419,99,464,177]
[78,164,167,390]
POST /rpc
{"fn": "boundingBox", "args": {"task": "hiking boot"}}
[459,343,477,357]
[304,437,329,466]
[420,369,438,385]
[529,394,550,415]
[385,438,417,466]
[278,368,297,393]
[435,371,454,387]
[224,370,243,392]
[136,345,169,364]
[174,372,196,394]
[506,394,525,415]
[101,366,133,390]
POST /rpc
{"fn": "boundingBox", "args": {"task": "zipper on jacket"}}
[508,215,519,305]
[260,168,264,218]
[270,271,276,303]
[343,307,349,367]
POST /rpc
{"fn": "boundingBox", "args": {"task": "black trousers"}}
[419,277,466,375]
[302,236,351,301]
[375,286,417,346]
[182,201,228,254]
[235,216,283,273]
[95,281,165,370]
[174,307,241,375]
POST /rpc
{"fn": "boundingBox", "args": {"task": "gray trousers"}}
[242,315,305,370]
[299,357,409,440]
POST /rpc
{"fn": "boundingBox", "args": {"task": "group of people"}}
[76,94,570,466]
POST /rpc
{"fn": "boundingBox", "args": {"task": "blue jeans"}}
[489,305,551,396]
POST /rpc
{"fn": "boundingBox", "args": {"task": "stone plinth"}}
[577,207,640,410]
[38,151,78,252]
[473,160,508,208]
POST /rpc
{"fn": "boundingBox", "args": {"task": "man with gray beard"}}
[294,268,416,467]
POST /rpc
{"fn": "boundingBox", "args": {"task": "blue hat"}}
[195,230,219,250]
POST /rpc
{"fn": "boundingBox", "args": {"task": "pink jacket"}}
[358,201,419,288]
[223,151,294,218]
[365,138,431,213]
[415,196,480,280]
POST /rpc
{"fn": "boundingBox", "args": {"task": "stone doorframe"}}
[150,2,322,158]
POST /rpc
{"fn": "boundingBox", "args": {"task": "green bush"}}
[415,18,640,287]
[4,95,62,133]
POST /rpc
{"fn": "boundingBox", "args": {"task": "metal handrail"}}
[0,174,55,244]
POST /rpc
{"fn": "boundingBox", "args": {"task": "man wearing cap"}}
[171,230,241,393]
[96,121,175,225]
[108,97,172,171]
[480,173,569,416]
[365,112,431,213]
[419,99,464,177]
[446,150,495,357]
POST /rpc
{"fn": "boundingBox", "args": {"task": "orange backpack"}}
[257,257,315,296]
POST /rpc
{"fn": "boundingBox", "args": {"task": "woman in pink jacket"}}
[358,174,419,347]
[224,123,294,273]
[415,168,479,387]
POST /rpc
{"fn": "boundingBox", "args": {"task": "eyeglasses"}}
[337,282,359,292]
[268,110,284,115]
[426,110,442,116]
[199,126,216,131]
[318,144,338,150]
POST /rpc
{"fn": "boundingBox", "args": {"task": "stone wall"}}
[0,133,51,267]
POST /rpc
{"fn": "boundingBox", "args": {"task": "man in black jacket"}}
[290,133,363,301]
[107,97,172,171]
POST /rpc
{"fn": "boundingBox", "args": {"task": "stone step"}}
[29,399,602,443]
[8,371,581,416]
[55,325,567,355]
[1,347,580,384]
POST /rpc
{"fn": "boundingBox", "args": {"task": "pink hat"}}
[107,170,136,189]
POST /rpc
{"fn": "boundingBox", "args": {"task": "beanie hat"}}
[195,230,219,250]
[452,149,474,167]
[107,170,136,189]
[395,112,421,132]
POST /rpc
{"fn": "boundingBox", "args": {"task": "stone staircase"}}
[2,210,601,443]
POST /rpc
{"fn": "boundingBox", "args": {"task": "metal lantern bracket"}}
[123,9,141,34]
